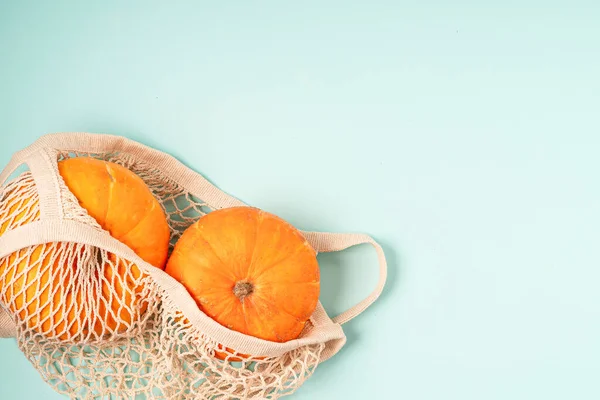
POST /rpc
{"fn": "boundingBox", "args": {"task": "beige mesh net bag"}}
[0,133,387,399]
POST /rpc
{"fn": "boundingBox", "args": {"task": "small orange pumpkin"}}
[165,206,320,357]
[0,157,170,339]
[58,157,170,270]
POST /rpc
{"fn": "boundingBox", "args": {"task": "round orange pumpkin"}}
[0,157,170,339]
[165,206,320,357]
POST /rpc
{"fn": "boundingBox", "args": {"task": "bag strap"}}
[303,232,387,325]
[26,149,63,219]
[0,133,246,210]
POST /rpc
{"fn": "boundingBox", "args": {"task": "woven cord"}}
[303,232,387,325]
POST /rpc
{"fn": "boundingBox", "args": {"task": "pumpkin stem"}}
[233,281,254,302]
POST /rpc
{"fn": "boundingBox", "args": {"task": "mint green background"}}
[1,1,599,399]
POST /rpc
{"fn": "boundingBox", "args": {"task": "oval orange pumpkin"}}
[0,176,75,337]
[0,157,170,339]
[165,206,320,356]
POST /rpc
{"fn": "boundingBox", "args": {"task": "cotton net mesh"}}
[0,149,326,399]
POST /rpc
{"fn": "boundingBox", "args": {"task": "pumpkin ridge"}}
[116,201,157,246]
[206,294,235,320]
[245,210,263,281]
[191,286,231,298]
[104,164,158,242]
[247,295,280,341]
[251,291,306,323]
[240,297,250,334]
[103,162,116,227]
[182,235,237,282]
[257,280,320,287]
[174,244,235,283]
[191,231,239,281]
[248,243,307,280]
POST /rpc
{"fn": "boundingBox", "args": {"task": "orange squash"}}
[165,206,320,357]
[0,157,170,339]
[0,181,78,338]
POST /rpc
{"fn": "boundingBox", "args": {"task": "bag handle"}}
[303,232,387,325]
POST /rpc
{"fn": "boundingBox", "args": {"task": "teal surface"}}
[1,1,599,399]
